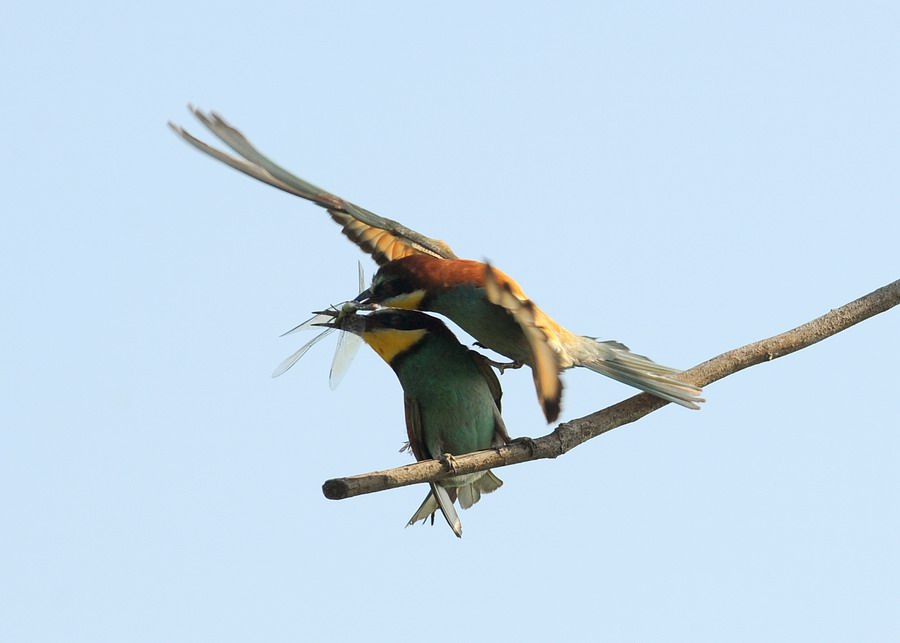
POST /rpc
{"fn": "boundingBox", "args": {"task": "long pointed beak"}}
[354,288,374,305]
[304,308,338,329]
[310,305,369,335]
[315,312,368,336]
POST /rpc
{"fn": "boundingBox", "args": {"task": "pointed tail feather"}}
[407,491,438,526]
[408,484,462,538]
[575,339,704,409]
[407,471,504,536]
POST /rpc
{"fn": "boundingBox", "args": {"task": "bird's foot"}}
[439,453,460,474]
[471,343,523,373]
[487,358,525,374]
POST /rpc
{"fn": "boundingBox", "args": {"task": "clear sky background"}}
[3,2,898,641]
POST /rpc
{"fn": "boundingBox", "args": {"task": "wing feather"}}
[402,396,463,537]
[402,396,429,462]
[468,351,511,444]
[170,106,458,266]
[483,263,563,423]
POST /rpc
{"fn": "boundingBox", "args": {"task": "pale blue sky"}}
[3,2,899,641]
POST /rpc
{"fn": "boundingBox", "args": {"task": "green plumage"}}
[389,322,500,456]
[336,309,509,538]
[427,285,533,365]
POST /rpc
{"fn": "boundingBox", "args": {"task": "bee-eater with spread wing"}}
[326,308,509,538]
[170,107,704,422]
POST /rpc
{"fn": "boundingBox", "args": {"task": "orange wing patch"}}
[329,211,430,266]
[482,263,563,423]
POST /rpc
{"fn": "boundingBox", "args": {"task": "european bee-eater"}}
[171,108,705,422]
[327,308,510,538]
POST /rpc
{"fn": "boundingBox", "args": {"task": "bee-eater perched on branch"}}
[170,107,705,422]
[323,308,510,538]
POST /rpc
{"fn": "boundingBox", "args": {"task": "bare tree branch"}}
[323,279,900,501]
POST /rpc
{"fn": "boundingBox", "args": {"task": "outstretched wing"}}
[482,263,563,424]
[169,106,457,266]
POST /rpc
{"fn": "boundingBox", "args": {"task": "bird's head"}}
[324,307,452,366]
[353,256,432,310]
[354,255,496,311]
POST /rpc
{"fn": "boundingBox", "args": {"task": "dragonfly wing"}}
[279,312,336,337]
[328,331,363,390]
[271,327,335,378]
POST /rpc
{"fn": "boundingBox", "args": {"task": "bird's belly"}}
[415,390,498,457]
[422,405,497,457]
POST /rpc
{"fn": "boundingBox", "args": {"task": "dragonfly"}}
[271,263,368,388]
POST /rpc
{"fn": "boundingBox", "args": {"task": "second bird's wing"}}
[404,396,462,537]
[482,263,563,424]
[468,351,512,445]
[169,106,457,266]
[402,395,429,463]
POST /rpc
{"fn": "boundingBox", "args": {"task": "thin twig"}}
[323,279,900,500]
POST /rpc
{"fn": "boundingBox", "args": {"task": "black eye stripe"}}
[368,309,451,335]
[375,277,412,299]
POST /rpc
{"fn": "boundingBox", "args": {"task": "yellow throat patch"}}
[382,289,427,311]
[362,328,428,364]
